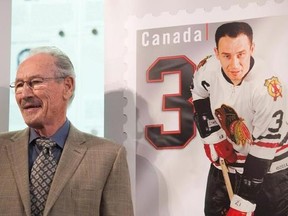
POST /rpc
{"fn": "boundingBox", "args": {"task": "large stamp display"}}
[125,1,288,215]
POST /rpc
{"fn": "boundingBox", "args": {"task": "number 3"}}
[145,56,196,149]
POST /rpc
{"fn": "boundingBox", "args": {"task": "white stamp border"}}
[124,1,288,215]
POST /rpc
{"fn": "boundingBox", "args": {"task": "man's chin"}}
[24,119,43,129]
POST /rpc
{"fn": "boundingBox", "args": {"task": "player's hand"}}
[215,104,252,146]
[214,139,237,163]
[226,195,256,216]
[203,130,237,164]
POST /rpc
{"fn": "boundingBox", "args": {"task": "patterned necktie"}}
[30,138,58,216]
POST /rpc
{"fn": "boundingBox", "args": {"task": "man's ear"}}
[214,47,220,60]
[63,76,74,100]
[250,42,255,55]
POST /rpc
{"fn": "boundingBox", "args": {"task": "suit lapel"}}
[6,128,31,216]
[44,125,87,215]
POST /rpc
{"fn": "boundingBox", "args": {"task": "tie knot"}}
[36,138,56,150]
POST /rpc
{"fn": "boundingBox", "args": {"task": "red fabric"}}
[214,139,237,163]
[226,208,254,216]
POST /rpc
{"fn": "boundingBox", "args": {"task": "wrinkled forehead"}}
[16,53,57,79]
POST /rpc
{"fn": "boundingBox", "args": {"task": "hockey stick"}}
[219,157,234,201]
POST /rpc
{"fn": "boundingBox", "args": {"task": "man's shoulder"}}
[69,126,122,150]
[245,57,273,84]
[81,133,125,158]
[193,55,221,88]
[84,132,120,147]
[0,129,27,140]
[197,55,219,72]
[0,129,28,149]
[195,55,221,82]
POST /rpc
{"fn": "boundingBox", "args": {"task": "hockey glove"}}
[193,98,237,164]
[227,155,270,216]
[226,195,256,216]
[203,130,237,164]
[215,104,252,146]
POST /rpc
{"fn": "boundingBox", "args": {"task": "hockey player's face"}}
[214,34,254,85]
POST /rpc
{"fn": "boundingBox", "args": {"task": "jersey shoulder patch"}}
[197,55,212,71]
[264,76,282,101]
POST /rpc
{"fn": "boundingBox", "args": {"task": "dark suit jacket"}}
[0,125,134,216]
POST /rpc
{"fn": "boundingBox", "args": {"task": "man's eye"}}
[30,79,43,86]
[238,53,245,58]
[15,82,24,88]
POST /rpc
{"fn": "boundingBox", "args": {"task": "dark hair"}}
[215,22,253,48]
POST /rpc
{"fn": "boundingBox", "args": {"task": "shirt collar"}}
[29,119,70,149]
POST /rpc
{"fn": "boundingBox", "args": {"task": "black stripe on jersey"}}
[273,150,288,162]
[257,133,281,140]
[280,131,288,145]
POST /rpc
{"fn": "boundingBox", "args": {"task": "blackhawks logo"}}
[230,119,252,146]
[264,76,282,101]
[215,104,252,146]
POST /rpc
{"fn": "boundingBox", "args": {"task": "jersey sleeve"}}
[250,75,286,161]
[191,56,230,149]
[229,60,288,204]
[239,75,288,202]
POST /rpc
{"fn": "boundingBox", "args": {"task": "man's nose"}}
[21,82,34,96]
[230,56,240,68]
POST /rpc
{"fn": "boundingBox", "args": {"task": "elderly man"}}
[0,46,134,216]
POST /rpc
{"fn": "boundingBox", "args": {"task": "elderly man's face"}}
[214,34,254,85]
[14,53,73,135]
